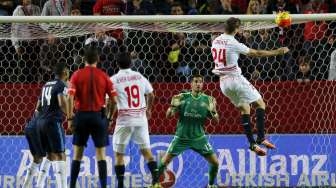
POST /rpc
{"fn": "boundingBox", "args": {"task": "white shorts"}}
[219,75,262,107]
[112,125,150,153]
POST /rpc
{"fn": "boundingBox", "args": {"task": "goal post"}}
[0,14,335,187]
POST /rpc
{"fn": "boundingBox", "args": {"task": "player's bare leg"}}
[96,147,107,188]
[36,155,52,188]
[114,151,126,188]
[204,154,219,187]
[253,99,276,149]
[238,103,266,156]
[140,148,160,186]
[70,145,84,188]
[23,155,43,188]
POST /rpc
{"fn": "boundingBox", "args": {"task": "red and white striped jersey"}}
[110,69,153,127]
[211,33,250,76]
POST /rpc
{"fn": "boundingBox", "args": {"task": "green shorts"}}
[167,136,214,157]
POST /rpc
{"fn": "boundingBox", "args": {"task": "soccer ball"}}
[275,12,292,28]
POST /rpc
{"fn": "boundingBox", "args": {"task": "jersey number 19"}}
[125,85,140,108]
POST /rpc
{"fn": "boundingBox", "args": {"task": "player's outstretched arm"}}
[247,47,289,57]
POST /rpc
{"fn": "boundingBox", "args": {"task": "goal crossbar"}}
[1,13,336,23]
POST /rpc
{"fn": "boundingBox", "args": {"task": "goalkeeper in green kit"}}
[157,74,220,188]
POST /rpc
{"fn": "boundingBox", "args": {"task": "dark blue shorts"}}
[72,112,109,147]
[37,118,66,153]
[24,126,46,157]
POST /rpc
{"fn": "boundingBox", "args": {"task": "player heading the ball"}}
[211,17,289,156]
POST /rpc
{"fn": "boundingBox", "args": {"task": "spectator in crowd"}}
[71,4,81,15]
[93,0,125,44]
[153,0,174,14]
[193,0,239,14]
[11,0,41,82]
[40,0,73,82]
[242,28,288,81]
[218,0,240,14]
[267,0,298,14]
[130,51,149,76]
[167,3,192,82]
[301,0,332,80]
[328,48,336,80]
[303,0,329,50]
[296,56,314,82]
[259,0,269,14]
[11,0,41,54]
[247,0,262,15]
[41,0,72,16]
[0,1,14,15]
[126,0,156,15]
[73,0,96,15]
[231,0,248,13]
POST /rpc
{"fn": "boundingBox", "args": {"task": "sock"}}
[55,161,67,188]
[98,160,107,188]
[36,158,51,188]
[52,161,62,188]
[114,165,125,188]
[256,108,265,143]
[157,160,166,180]
[70,160,81,188]
[147,161,159,184]
[23,162,39,187]
[208,164,218,185]
[241,114,256,145]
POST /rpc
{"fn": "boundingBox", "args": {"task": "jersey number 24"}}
[212,48,227,66]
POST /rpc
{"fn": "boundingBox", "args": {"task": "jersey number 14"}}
[212,48,227,67]
[41,86,52,106]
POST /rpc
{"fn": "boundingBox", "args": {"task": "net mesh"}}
[0,17,336,187]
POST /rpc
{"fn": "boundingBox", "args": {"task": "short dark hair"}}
[191,74,203,81]
[224,17,241,34]
[53,61,68,77]
[84,41,99,65]
[117,52,132,69]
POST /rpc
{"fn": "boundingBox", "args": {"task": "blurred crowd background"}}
[1,0,336,83]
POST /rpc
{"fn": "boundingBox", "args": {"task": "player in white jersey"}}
[108,52,160,188]
[211,17,289,156]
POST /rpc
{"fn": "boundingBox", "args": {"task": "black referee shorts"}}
[72,111,109,148]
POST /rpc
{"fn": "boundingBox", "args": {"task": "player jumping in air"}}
[36,62,70,188]
[108,52,160,188]
[211,17,289,156]
[157,74,220,188]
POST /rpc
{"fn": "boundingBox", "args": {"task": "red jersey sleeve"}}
[93,0,102,14]
[68,71,78,96]
[106,74,118,98]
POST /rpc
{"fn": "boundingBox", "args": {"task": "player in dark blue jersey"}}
[23,107,53,188]
[36,62,70,188]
